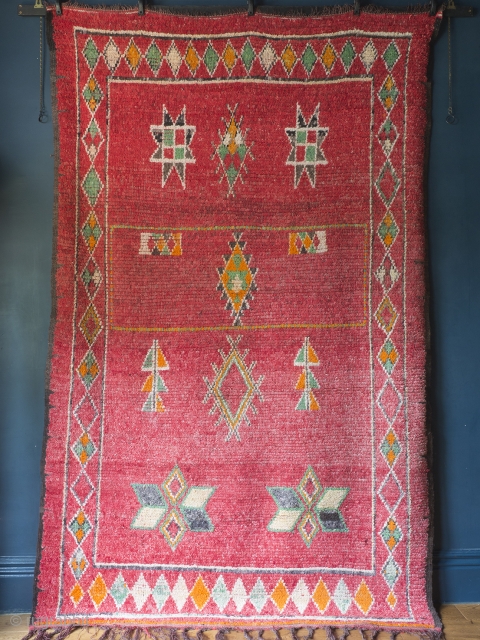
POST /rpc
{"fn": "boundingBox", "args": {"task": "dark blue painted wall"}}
[0,0,479,613]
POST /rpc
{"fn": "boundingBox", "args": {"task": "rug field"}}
[31,5,441,638]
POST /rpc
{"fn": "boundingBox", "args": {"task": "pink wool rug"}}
[30,5,442,639]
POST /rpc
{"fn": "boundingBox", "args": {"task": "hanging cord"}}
[446,15,456,124]
[39,14,48,123]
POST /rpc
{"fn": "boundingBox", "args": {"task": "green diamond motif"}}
[383,41,400,71]
[241,40,255,72]
[83,77,103,112]
[77,350,99,389]
[226,165,239,186]
[68,510,92,543]
[73,432,96,465]
[110,573,129,607]
[382,556,400,588]
[81,212,102,252]
[378,211,399,248]
[203,43,220,75]
[82,168,102,206]
[381,428,401,466]
[211,576,230,612]
[83,38,99,70]
[378,338,398,374]
[146,42,162,73]
[152,576,170,611]
[301,43,317,74]
[250,578,268,612]
[82,119,103,162]
[379,75,399,112]
[340,40,356,72]
[381,518,402,551]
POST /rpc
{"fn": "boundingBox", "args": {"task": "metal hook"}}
[429,0,436,16]
[54,0,62,15]
[247,0,254,16]
[353,0,361,16]
[138,0,145,15]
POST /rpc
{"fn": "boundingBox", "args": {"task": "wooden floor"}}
[1,606,479,640]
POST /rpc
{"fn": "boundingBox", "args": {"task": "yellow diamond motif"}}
[70,582,84,605]
[89,574,108,608]
[281,44,297,74]
[312,579,330,612]
[80,304,102,346]
[321,43,336,72]
[126,41,141,72]
[376,297,398,334]
[355,580,373,614]
[190,576,210,611]
[387,590,397,609]
[185,44,200,74]
[270,578,289,612]
[223,42,237,71]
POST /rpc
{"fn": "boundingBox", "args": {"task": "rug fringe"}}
[22,627,445,640]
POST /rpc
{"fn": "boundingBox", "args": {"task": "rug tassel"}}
[273,629,282,640]
[215,629,227,640]
[325,628,336,640]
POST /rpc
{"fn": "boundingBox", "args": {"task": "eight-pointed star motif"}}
[150,106,196,189]
[285,103,329,188]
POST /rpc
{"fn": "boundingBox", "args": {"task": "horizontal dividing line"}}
[0,557,36,578]
[111,223,367,231]
[2,551,479,579]
[110,321,367,333]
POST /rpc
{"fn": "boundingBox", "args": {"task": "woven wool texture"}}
[34,5,441,638]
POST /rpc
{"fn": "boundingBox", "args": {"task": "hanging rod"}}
[18,0,476,18]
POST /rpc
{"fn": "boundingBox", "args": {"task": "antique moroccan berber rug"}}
[31,4,442,639]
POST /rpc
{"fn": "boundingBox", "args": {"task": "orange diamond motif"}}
[223,42,237,72]
[281,44,297,74]
[312,579,330,612]
[321,43,336,72]
[270,578,289,612]
[387,590,397,609]
[185,44,200,74]
[125,41,141,72]
[70,582,84,605]
[190,576,210,611]
[89,574,108,609]
[355,580,373,614]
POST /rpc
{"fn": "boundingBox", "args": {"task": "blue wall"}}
[0,0,479,613]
